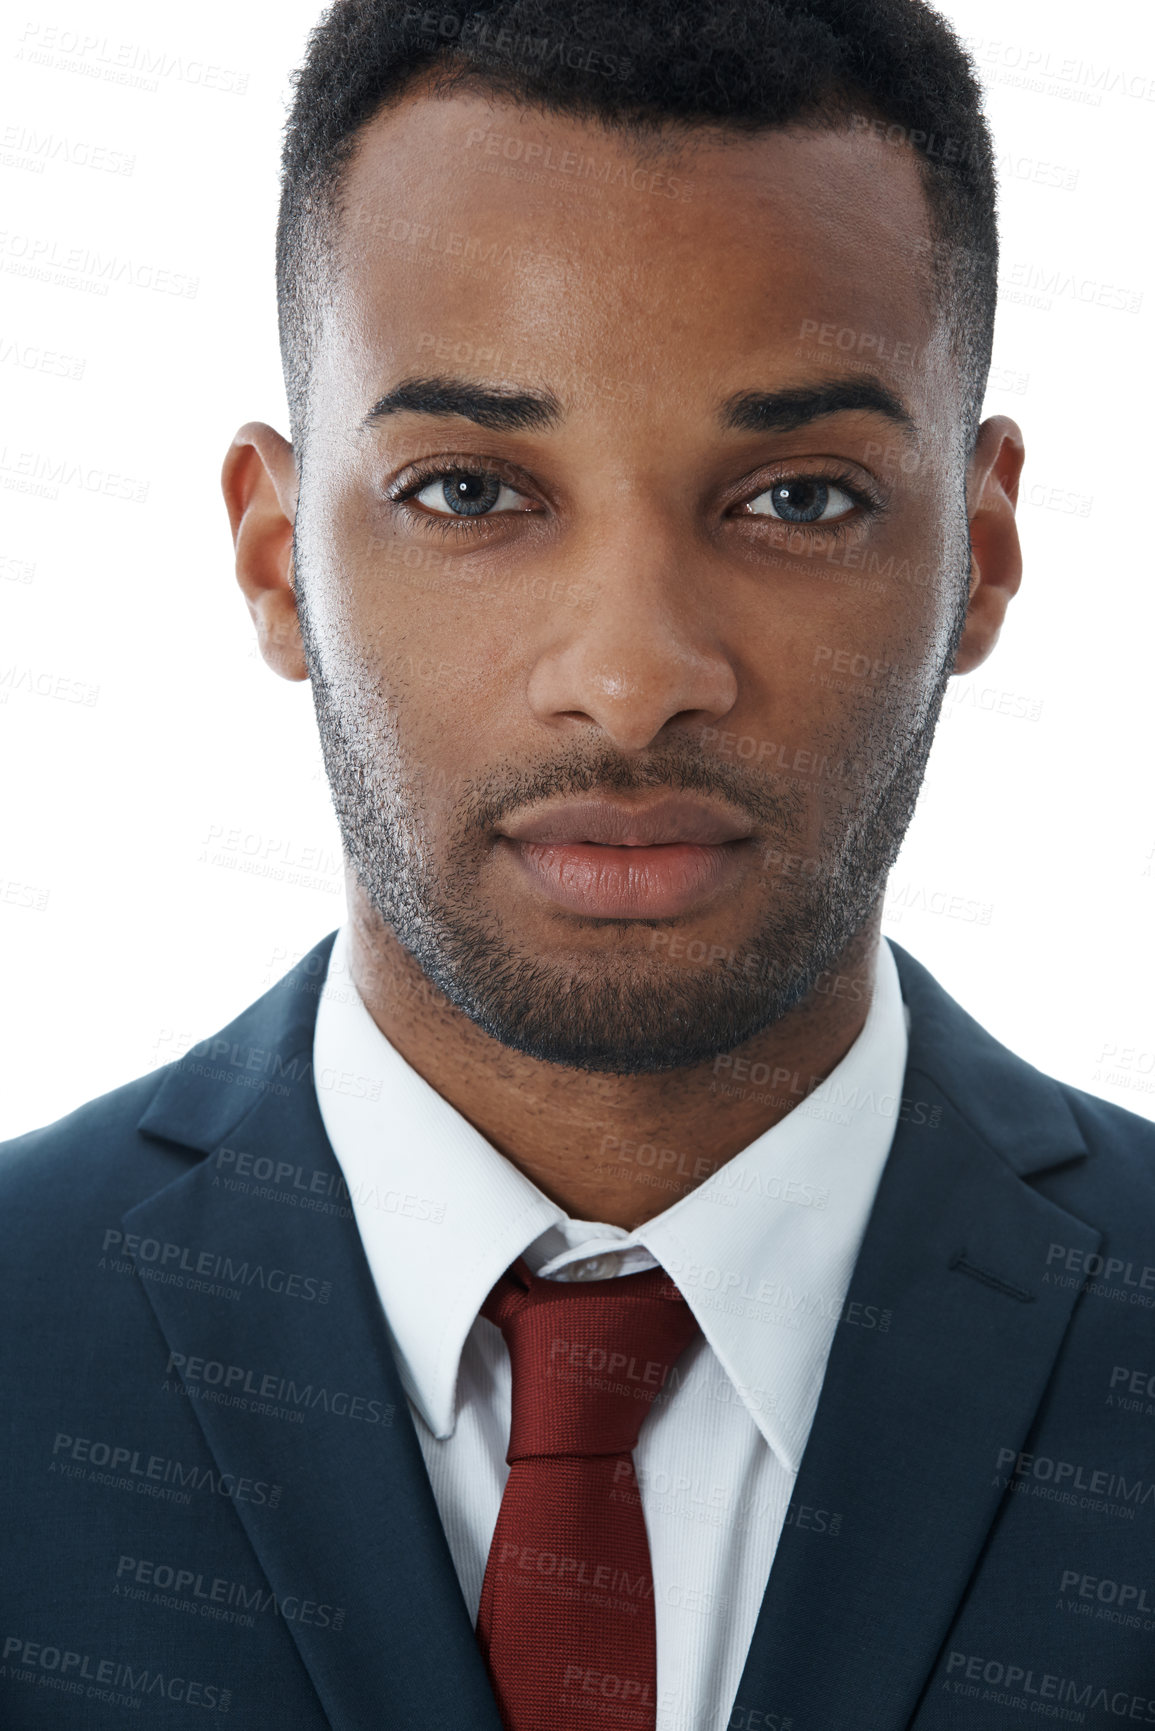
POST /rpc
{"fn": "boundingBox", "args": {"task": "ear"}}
[221,421,307,681]
[949,414,1026,677]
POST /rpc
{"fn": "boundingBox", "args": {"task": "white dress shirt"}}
[312,926,910,1731]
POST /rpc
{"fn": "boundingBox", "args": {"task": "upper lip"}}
[497,795,754,847]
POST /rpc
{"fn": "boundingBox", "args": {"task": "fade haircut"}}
[276,0,998,464]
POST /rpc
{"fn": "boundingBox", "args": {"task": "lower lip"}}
[501,838,749,919]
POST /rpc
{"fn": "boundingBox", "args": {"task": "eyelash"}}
[386,454,885,544]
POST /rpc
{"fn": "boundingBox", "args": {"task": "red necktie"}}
[476,1254,700,1731]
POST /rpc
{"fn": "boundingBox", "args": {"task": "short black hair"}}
[277,0,998,462]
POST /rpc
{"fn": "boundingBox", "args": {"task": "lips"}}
[498,795,753,849]
[496,796,754,919]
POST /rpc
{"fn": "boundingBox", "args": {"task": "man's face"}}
[293,90,969,1074]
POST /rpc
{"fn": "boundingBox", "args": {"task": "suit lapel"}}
[126,934,505,1731]
[729,941,1102,1729]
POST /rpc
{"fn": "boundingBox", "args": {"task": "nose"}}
[526,525,739,752]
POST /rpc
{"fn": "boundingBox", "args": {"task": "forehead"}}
[319,89,948,424]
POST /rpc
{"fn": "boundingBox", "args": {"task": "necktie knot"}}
[481,1257,699,1461]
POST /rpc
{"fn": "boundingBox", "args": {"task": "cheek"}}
[833,485,965,698]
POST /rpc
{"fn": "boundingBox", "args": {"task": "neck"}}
[345,881,881,1232]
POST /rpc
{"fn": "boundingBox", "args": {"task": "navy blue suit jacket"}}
[3,931,1155,1728]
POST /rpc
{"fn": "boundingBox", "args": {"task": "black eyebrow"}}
[717,375,916,435]
[364,371,916,436]
[365,377,563,432]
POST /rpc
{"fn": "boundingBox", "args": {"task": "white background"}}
[1,0,1152,1137]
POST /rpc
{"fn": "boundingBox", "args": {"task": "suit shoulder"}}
[0,933,338,1228]
[1012,1073,1155,1251]
[0,1063,190,1221]
[1056,1077,1155,1188]
[890,938,1155,1206]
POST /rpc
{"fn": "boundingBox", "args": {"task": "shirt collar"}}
[312,927,908,1472]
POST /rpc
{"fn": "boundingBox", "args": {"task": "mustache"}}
[453,741,811,834]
